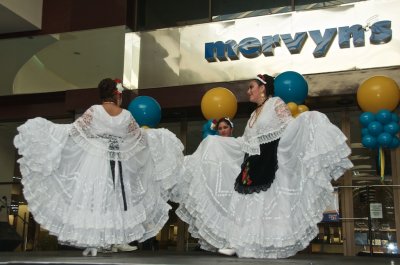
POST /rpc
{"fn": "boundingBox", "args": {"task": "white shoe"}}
[218,248,236,256]
[82,247,98,256]
[112,244,138,252]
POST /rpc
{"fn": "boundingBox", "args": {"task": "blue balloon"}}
[389,136,400,149]
[367,121,383,136]
[359,112,375,127]
[392,113,399,123]
[128,96,161,128]
[202,119,218,139]
[375,109,392,125]
[361,128,369,136]
[362,135,378,149]
[377,132,393,147]
[384,122,400,135]
[274,71,308,104]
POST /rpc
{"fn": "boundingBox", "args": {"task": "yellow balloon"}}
[357,76,400,113]
[297,104,309,113]
[287,102,299,116]
[141,125,150,129]
[201,87,237,120]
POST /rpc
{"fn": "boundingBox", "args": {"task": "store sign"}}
[205,20,392,62]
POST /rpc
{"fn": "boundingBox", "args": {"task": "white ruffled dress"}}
[14,105,183,248]
[175,97,353,258]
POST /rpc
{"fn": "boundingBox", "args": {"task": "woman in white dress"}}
[175,74,353,258]
[14,78,183,256]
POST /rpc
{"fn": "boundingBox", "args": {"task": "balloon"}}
[201,87,237,120]
[359,112,375,127]
[202,119,218,139]
[375,109,392,125]
[377,132,393,147]
[361,128,369,136]
[384,122,400,135]
[142,125,150,129]
[128,96,161,128]
[357,76,400,113]
[362,135,378,149]
[389,136,400,149]
[287,102,299,116]
[297,104,309,113]
[274,71,309,104]
[392,113,399,123]
[367,121,383,136]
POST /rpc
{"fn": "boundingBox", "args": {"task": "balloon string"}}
[380,147,385,183]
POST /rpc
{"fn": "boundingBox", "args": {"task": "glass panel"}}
[212,0,292,22]
[295,0,366,11]
[138,0,209,30]
[354,185,397,255]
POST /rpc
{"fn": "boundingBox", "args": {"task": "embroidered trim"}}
[240,125,287,155]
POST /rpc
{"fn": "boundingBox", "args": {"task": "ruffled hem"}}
[14,118,70,176]
[144,128,184,201]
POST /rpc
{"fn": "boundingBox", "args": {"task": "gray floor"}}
[0,251,398,265]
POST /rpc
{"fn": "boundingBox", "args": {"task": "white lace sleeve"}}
[71,106,95,138]
[127,115,143,139]
[274,97,293,124]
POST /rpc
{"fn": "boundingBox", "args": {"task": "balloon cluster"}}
[128,96,162,128]
[360,110,400,149]
[287,102,309,118]
[201,87,237,138]
[274,71,309,117]
[357,76,400,150]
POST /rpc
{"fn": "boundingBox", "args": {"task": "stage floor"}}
[0,250,397,265]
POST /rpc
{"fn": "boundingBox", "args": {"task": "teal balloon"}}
[361,128,369,136]
[389,136,400,149]
[377,132,393,147]
[202,119,218,139]
[274,71,308,104]
[375,109,392,125]
[128,96,161,128]
[362,135,377,149]
[384,122,400,135]
[367,121,383,136]
[359,112,375,127]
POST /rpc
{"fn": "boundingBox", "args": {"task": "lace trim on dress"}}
[241,97,292,155]
[275,98,293,123]
[240,125,287,155]
[69,107,147,161]
[234,181,274,194]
